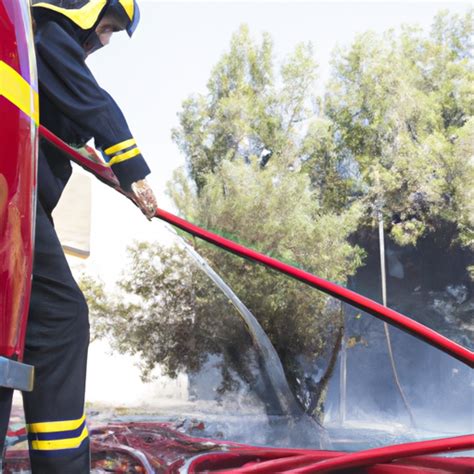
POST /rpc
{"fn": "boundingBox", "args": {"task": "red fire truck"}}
[0,0,36,395]
[1,0,472,472]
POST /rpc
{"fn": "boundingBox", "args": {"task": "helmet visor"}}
[104,1,140,37]
[125,0,140,37]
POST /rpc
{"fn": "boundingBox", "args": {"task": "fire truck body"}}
[0,0,37,392]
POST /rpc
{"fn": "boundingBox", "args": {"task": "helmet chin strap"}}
[83,30,104,56]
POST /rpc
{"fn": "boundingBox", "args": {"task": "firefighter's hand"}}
[131,179,158,219]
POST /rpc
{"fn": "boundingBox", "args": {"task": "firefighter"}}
[14,1,157,472]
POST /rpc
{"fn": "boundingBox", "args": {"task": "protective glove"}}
[131,179,158,219]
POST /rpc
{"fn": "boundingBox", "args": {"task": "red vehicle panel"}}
[0,0,37,390]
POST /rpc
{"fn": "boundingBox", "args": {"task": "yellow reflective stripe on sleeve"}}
[108,147,141,165]
[27,414,86,434]
[33,1,107,30]
[104,138,136,156]
[30,426,89,451]
[0,61,39,125]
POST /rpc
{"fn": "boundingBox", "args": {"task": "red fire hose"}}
[186,434,474,473]
[38,125,474,368]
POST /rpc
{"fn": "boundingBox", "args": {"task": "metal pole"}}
[339,336,347,425]
[378,212,416,427]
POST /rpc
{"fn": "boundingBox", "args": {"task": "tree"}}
[85,160,363,418]
[83,244,259,386]
[166,26,364,415]
[322,10,473,246]
[172,25,318,191]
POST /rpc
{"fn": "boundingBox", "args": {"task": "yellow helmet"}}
[32,0,140,37]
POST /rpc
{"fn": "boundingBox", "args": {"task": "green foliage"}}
[452,117,474,248]
[82,236,349,414]
[300,117,355,210]
[324,10,473,245]
[170,159,363,395]
[83,156,362,411]
[82,243,256,384]
[170,159,363,282]
[172,25,318,192]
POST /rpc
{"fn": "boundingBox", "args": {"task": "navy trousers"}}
[20,201,90,473]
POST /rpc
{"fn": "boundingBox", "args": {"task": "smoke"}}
[322,309,473,445]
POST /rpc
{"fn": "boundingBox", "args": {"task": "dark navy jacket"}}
[33,10,150,213]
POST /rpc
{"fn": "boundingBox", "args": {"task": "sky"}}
[64,0,472,284]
